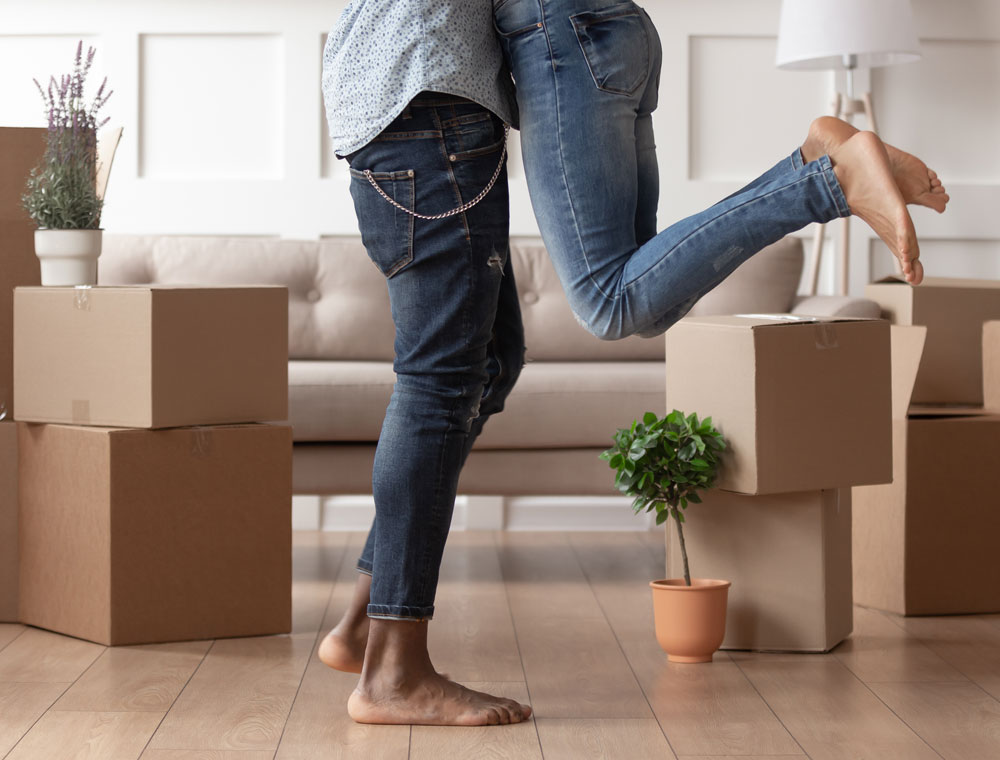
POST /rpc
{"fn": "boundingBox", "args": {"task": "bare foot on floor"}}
[348,671,533,726]
[318,623,369,674]
[830,131,922,284]
[802,116,950,214]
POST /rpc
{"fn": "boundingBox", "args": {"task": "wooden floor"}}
[2,531,1000,760]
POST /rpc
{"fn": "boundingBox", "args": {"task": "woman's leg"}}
[496,0,928,340]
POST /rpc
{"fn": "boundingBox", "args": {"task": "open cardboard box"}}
[865,276,1000,405]
[853,325,1000,615]
[665,314,891,495]
[665,487,852,653]
[17,421,293,645]
[14,285,289,428]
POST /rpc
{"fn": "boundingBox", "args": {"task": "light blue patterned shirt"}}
[322,0,518,157]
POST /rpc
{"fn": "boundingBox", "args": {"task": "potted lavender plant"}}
[22,42,113,286]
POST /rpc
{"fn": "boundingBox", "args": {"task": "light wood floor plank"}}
[275,533,409,760]
[52,640,211,713]
[734,655,942,760]
[868,681,1000,760]
[410,682,541,760]
[142,751,276,759]
[147,634,314,752]
[887,613,1000,700]
[570,532,802,757]
[833,607,967,684]
[496,532,605,621]
[0,682,70,757]
[535,718,676,760]
[0,623,25,651]
[0,627,105,683]
[6,710,163,760]
[503,534,651,719]
[429,532,523,682]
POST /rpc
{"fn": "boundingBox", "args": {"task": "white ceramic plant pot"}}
[34,229,103,286]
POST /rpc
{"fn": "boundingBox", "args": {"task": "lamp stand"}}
[804,60,897,296]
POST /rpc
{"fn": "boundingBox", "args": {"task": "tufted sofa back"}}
[99,234,805,362]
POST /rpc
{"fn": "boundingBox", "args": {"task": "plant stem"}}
[673,509,691,586]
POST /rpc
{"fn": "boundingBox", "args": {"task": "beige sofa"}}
[99,235,879,497]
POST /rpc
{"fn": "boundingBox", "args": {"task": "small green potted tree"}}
[601,410,730,663]
[22,41,113,286]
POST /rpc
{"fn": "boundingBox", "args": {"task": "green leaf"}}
[679,441,697,461]
[655,509,670,525]
[687,492,703,504]
[643,412,658,426]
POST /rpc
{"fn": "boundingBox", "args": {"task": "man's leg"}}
[321,94,529,725]
[319,252,524,676]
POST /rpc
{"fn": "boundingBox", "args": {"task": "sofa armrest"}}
[790,295,883,319]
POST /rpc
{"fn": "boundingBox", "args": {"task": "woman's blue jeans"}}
[493,0,851,339]
[346,95,524,620]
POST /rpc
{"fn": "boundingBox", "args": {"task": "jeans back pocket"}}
[571,2,649,96]
[349,168,415,278]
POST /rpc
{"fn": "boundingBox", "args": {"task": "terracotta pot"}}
[35,228,103,286]
[649,578,731,663]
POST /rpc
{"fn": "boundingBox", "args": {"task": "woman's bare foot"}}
[318,572,372,674]
[348,618,532,726]
[802,116,950,214]
[829,131,922,284]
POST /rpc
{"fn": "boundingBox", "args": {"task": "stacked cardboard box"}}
[854,280,1000,616]
[13,284,293,645]
[0,127,46,621]
[664,315,893,652]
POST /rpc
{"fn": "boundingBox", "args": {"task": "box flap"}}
[890,325,926,419]
[908,405,991,418]
[684,314,875,329]
[873,276,1000,290]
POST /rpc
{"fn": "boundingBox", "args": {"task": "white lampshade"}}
[776,0,921,70]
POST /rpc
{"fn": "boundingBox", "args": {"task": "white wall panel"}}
[870,238,1000,282]
[874,39,1000,185]
[140,34,284,180]
[689,35,828,182]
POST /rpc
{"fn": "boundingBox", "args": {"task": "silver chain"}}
[363,125,510,220]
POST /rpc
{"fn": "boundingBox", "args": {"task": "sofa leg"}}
[292,494,323,531]
[464,496,505,531]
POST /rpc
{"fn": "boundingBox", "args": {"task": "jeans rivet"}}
[537,22,543,28]
[449,154,457,162]
[407,169,414,177]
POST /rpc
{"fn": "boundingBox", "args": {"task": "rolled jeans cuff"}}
[794,148,850,219]
[368,604,434,622]
[356,558,374,576]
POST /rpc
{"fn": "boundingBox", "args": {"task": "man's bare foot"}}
[318,572,372,674]
[348,618,532,726]
[830,131,922,284]
[318,622,369,674]
[349,671,532,726]
[802,116,950,214]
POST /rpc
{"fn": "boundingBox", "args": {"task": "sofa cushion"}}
[687,235,804,317]
[289,359,665,449]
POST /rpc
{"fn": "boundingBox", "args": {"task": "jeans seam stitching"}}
[622,170,831,294]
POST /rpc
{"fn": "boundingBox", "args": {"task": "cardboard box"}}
[0,422,17,622]
[1,128,47,418]
[14,285,288,428]
[665,488,852,652]
[865,276,1000,405]
[664,314,892,495]
[985,321,1000,413]
[853,326,1000,614]
[18,421,293,645]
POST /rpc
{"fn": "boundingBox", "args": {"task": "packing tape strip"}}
[71,399,91,424]
[815,323,839,350]
[74,285,92,311]
[192,427,213,457]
